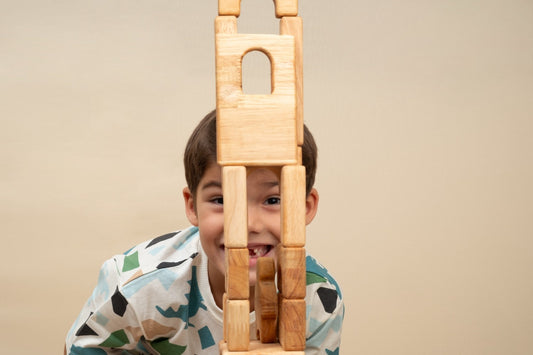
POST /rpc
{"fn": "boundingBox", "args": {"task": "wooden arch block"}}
[274,0,298,18]
[216,17,298,166]
[219,0,241,16]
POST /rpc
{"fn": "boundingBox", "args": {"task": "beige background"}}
[2,0,533,354]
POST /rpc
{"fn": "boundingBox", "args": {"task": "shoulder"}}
[305,254,344,350]
[306,254,343,302]
[107,226,201,288]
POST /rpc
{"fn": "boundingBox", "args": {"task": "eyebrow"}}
[262,181,279,188]
[200,180,279,190]
[200,180,222,190]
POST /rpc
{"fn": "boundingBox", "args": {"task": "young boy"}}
[66,110,344,354]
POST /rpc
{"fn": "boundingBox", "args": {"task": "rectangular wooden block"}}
[215,15,237,35]
[216,33,297,166]
[220,340,304,354]
[226,300,250,351]
[280,165,306,247]
[225,248,249,299]
[277,247,306,299]
[279,298,306,351]
[223,166,248,248]
[280,16,303,146]
[255,258,278,343]
[218,0,240,16]
[274,0,298,18]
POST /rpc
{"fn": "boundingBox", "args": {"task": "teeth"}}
[249,245,269,257]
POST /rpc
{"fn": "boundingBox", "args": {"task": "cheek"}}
[267,214,281,238]
[197,211,224,236]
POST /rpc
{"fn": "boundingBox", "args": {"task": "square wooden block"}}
[274,0,298,18]
[218,0,240,16]
[225,248,249,299]
[277,246,306,299]
[279,298,306,351]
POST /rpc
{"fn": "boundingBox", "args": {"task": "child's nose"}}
[247,205,264,234]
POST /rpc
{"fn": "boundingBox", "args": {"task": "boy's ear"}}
[183,187,199,226]
[305,188,319,225]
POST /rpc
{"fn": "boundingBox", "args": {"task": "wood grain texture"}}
[226,248,249,299]
[215,15,238,35]
[218,0,241,16]
[255,257,278,343]
[223,293,228,342]
[277,247,306,299]
[279,298,306,351]
[226,299,250,351]
[280,16,303,146]
[223,166,248,248]
[274,0,298,18]
[280,165,306,247]
[220,340,304,354]
[216,33,297,166]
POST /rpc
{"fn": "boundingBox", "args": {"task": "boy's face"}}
[183,163,318,290]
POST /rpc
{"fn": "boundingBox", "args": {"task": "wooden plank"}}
[280,165,306,247]
[220,340,304,354]
[223,166,248,248]
[280,16,303,146]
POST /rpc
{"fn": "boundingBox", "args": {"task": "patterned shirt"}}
[66,226,344,354]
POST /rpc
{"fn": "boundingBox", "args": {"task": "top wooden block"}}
[219,0,241,16]
[274,0,298,18]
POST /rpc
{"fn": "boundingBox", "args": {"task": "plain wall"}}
[1,0,532,353]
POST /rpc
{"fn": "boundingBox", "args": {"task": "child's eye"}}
[264,197,280,205]
[211,197,224,205]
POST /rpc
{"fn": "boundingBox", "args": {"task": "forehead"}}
[199,165,280,187]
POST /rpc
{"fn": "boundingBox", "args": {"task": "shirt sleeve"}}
[65,257,147,354]
[304,256,345,355]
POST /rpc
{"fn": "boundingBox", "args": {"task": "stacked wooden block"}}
[216,0,305,354]
[215,0,306,354]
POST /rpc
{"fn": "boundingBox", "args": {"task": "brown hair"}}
[184,109,317,196]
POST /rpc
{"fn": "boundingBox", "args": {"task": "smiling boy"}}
[66,110,344,354]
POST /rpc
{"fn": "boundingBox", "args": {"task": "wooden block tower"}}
[216,0,306,354]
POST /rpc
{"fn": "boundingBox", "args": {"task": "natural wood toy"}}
[216,1,305,354]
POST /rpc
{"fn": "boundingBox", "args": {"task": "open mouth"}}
[220,244,274,258]
[248,245,273,258]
